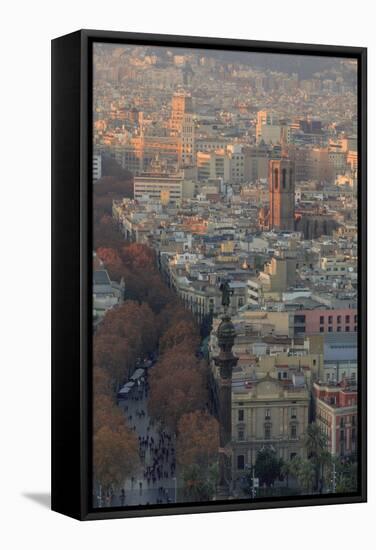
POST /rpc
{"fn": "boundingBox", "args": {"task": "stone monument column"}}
[215,281,238,497]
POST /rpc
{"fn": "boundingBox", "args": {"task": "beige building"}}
[133,173,195,203]
[243,145,269,183]
[118,135,179,175]
[231,373,309,474]
[258,352,323,385]
[256,110,279,144]
[259,256,297,294]
[196,145,247,185]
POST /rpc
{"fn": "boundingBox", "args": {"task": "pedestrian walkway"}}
[105,373,178,507]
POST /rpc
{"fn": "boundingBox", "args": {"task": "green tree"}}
[291,457,316,493]
[253,447,283,488]
[182,463,219,502]
[326,457,358,493]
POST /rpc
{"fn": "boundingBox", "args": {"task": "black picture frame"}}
[51,29,367,521]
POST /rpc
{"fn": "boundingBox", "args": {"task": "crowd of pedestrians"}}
[98,366,177,507]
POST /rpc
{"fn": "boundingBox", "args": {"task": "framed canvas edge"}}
[52,29,367,521]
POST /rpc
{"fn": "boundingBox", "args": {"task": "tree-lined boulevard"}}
[92,163,357,507]
[93,175,220,505]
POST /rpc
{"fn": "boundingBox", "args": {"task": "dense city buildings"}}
[92,43,359,507]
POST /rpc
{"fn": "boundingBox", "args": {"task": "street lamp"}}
[245,464,259,499]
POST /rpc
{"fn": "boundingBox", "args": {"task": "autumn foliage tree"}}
[120,242,156,271]
[94,301,157,389]
[148,356,208,432]
[93,353,139,495]
[94,424,139,493]
[159,319,200,354]
[96,247,124,281]
[177,411,219,469]
[177,411,219,502]
[93,366,113,397]
[94,215,125,250]
[94,334,132,390]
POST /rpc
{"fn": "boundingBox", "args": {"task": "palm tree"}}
[297,459,316,494]
[303,423,329,491]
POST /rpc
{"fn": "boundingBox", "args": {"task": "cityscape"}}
[92,43,359,508]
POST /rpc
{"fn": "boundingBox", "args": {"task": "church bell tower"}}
[269,157,295,231]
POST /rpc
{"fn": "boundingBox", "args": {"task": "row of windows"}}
[237,407,297,422]
[320,314,356,324]
[320,325,357,333]
[339,428,356,442]
[339,416,357,428]
[325,371,356,382]
[237,423,298,441]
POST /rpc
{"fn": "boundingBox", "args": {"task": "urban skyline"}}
[92,43,359,508]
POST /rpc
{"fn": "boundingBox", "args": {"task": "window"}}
[237,455,245,470]
[290,452,297,460]
[274,168,279,189]
[291,424,297,439]
[291,407,297,419]
[238,429,244,441]
[346,315,350,323]
[264,424,271,439]
[294,315,306,324]
[282,168,287,189]
[320,327,324,333]
[320,316,324,324]
[328,316,333,324]
[354,325,357,331]
[238,409,244,422]
[328,326,333,332]
[337,326,342,332]
[345,326,350,332]
[265,408,271,420]
[337,315,341,324]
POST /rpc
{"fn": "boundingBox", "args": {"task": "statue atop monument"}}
[219,280,232,312]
